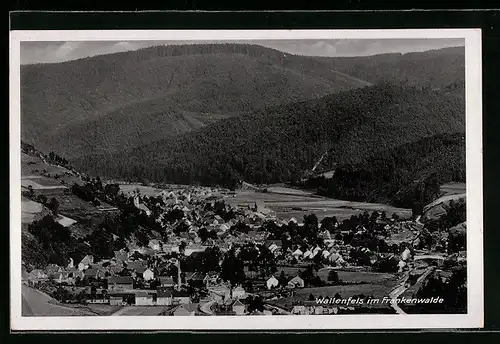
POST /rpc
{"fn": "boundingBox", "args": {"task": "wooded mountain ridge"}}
[21,44,464,159]
[74,83,465,199]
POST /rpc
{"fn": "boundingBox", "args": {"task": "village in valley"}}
[20,142,467,317]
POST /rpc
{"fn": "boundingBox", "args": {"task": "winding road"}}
[388,266,435,315]
[199,300,215,315]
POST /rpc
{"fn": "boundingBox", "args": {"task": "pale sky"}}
[20,38,465,65]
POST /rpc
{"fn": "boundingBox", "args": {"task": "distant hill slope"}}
[75,83,465,189]
[317,46,465,91]
[21,45,465,159]
[21,44,370,158]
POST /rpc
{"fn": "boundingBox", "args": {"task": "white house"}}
[232,299,246,315]
[292,249,303,259]
[232,286,246,299]
[287,276,305,289]
[266,276,279,290]
[292,305,307,315]
[143,268,155,281]
[184,245,208,256]
[78,255,94,271]
[219,223,230,232]
[148,239,162,251]
[133,195,151,216]
[401,248,412,261]
[268,243,279,253]
[303,250,313,260]
[398,260,407,272]
[157,288,173,306]
[135,291,154,306]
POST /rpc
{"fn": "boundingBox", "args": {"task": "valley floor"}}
[224,186,412,221]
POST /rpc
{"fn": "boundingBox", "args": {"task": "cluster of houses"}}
[23,184,451,316]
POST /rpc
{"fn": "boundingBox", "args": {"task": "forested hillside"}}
[319,46,465,91]
[21,45,465,159]
[21,44,370,158]
[75,83,465,194]
[302,133,465,209]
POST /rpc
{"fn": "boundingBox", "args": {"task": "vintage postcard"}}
[9,29,483,330]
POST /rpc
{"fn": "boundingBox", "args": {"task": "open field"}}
[21,197,45,224]
[226,189,411,221]
[276,266,307,278]
[21,178,67,190]
[423,192,466,212]
[56,214,78,227]
[227,191,316,205]
[21,152,74,176]
[264,186,317,197]
[295,281,396,300]
[119,184,164,197]
[440,182,466,196]
[29,188,117,220]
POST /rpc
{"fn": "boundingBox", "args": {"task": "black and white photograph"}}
[9,29,483,330]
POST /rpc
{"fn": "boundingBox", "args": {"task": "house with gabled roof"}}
[84,267,99,281]
[143,268,155,281]
[265,239,282,249]
[107,276,134,291]
[232,286,246,299]
[126,260,147,274]
[266,276,279,290]
[172,290,191,305]
[50,271,72,284]
[28,269,48,281]
[46,264,63,275]
[135,290,154,306]
[110,296,124,306]
[156,287,173,305]
[203,271,220,287]
[78,255,94,271]
[114,250,128,262]
[148,239,162,251]
[303,250,313,260]
[232,299,246,315]
[292,248,303,259]
[96,268,107,279]
[159,276,175,287]
[287,275,305,289]
[109,265,124,276]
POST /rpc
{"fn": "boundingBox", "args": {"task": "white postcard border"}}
[9,28,483,330]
